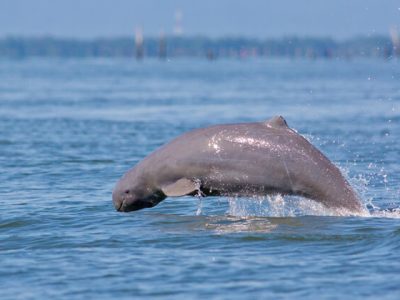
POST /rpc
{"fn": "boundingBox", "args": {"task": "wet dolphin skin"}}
[113,116,363,214]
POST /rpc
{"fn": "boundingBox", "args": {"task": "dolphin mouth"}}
[117,200,155,212]
[114,200,123,212]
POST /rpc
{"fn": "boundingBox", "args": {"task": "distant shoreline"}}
[0,35,398,59]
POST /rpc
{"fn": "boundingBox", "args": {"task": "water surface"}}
[1,58,400,299]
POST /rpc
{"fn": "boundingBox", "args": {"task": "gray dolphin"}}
[112,116,364,214]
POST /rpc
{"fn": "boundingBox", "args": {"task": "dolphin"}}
[112,116,364,214]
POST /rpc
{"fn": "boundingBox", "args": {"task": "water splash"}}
[368,208,400,218]
[225,194,400,219]
[223,162,395,218]
[341,165,400,218]
[202,162,399,218]
[196,197,203,216]
[195,133,399,219]
[202,162,400,218]
[195,179,204,216]
[305,133,400,218]
[227,195,363,217]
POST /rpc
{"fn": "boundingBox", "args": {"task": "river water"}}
[1,58,400,299]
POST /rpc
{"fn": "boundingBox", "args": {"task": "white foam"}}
[225,193,400,219]
[226,194,370,217]
[368,208,400,218]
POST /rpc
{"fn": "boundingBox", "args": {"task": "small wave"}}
[63,158,115,164]
[0,139,13,145]
[205,216,278,234]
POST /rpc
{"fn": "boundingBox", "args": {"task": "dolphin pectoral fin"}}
[161,178,197,197]
[264,116,289,128]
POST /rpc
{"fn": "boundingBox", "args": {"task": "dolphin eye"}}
[125,190,130,194]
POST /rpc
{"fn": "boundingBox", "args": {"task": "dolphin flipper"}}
[162,178,197,197]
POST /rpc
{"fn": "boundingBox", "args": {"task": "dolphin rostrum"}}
[113,116,364,214]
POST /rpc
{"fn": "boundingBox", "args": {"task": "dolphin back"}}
[132,117,364,214]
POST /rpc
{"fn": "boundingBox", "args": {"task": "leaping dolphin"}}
[112,116,364,214]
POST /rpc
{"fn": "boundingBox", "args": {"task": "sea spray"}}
[227,195,344,217]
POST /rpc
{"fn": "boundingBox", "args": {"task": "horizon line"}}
[0,33,392,42]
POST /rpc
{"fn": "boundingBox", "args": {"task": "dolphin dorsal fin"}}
[265,116,289,129]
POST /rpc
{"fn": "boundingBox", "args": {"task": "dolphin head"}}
[112,168,165,212]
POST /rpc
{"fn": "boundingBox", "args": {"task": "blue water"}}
[1,58,400,299]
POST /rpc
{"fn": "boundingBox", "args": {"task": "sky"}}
[1,0,400,39]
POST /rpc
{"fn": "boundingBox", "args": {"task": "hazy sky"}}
[1,0,400,39]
